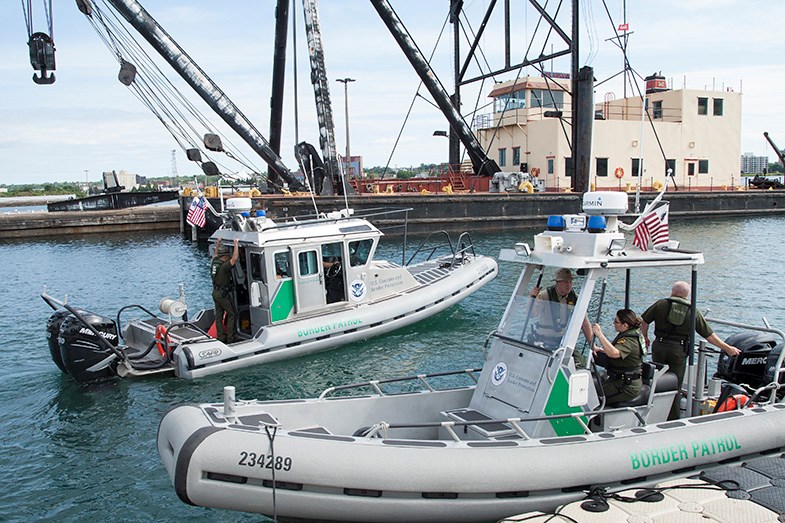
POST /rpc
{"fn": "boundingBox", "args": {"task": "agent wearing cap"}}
[529,268,592,348]
[210,237,239,344]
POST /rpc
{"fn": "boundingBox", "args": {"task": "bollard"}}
[224,386,236,418]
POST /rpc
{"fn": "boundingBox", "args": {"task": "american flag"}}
[633,203,669,251]
[186,196,206,228]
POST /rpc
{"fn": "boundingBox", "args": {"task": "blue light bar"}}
[547,215,566,231]
[587,215,607,233]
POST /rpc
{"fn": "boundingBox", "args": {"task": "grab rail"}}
[405,230,455,265]
[317,368,482,400]
[358,406,646,441]
[405,230,478,268]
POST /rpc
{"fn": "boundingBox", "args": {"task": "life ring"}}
[365,183,373,192]
[652,180,664,191]
[518,181,534,194]
[155,324,172,357]
[716,394,750,412]
[530,167,540,177]
[614,167,624,179]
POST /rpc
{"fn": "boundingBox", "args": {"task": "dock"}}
[181,190,785,240]
[502,455,785,522]
[0,206,179,239]
[2,190,785,239]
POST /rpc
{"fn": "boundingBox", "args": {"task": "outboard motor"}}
[715,332,782,389]
[46,308,82,374]
[58,312,120,383]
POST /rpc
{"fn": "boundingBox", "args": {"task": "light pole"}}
[336,78,355,177]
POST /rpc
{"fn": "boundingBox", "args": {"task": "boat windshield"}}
[498,267,586,352]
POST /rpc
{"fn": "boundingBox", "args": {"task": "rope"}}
[82,1,267,181]
[264,425,279,522]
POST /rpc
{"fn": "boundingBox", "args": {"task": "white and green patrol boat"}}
[42,200,497,382]
[157,192,785,522]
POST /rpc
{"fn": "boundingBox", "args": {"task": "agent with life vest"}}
[592,309,645,406]
[529,268,593,349]
[641,281,740,419]
[211,238,239,344]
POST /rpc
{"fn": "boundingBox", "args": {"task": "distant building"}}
[741,152,769,174]
[104,170,146,190]
[340,155,364,179]
[0,188,7,194]
[475,74,742,190]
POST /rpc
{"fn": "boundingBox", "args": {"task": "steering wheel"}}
[326,261,342,278]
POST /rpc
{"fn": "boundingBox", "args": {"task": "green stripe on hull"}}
[271,280,295,322]
[544,369,587,436]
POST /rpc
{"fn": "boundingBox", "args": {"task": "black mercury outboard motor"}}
[715,332,783,390]
[46,308,76,373]
[56,311,120,383]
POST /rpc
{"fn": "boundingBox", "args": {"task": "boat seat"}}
[611,362,656,408]
[612,362,678,408]
[443,408,517,439]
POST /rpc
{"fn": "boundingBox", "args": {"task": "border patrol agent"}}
[641,281,740,419]
[593,309,644,406]
[211,238,239,344]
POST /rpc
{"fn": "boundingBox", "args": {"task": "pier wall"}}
[2,191,784,239]
[183,190,785,240]
[0,206,179,239]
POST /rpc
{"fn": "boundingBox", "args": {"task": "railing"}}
[356,406,647,442]
[316,368,482,400]
[404,231,477,267]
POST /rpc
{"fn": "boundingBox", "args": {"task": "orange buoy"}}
[155,324,171,357]
[716,394,750,412]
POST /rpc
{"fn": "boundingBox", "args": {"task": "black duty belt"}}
[654,333,686,344]
[608,370,641,380]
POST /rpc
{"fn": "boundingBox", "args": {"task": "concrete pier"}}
[0,206,179,239]
[2,190,785,239]
[183,190,785,240]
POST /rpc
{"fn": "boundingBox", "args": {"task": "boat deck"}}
[407,256,468,285]
[502,455,785,522]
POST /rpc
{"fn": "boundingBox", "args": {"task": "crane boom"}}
[764,132,785,169]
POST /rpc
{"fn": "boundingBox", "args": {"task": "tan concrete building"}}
[474,75,742,191]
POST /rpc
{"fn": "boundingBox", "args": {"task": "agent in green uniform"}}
[641,281,740,420]
[592,308,645,406]
[211,238,239,344]
[529,268,593,366]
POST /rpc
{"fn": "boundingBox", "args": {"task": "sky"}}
[1,0,784,185]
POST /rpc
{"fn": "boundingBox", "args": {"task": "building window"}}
[494,91,526,113]
[713,98,724,116]
[698,97,708,115]
[652,100,663,119]
[512,147,521,166]
[565,157,573,177]
[596,158,608,177]
[665,159,676,178]
[531,89,564,109]
[498,148,507,167]
[699,160,709,174]
[632,158,644,177]
[547,158,554,174]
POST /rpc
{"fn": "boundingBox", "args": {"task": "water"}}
[2,216,784,522]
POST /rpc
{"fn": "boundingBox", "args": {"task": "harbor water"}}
[2,216,784,522]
